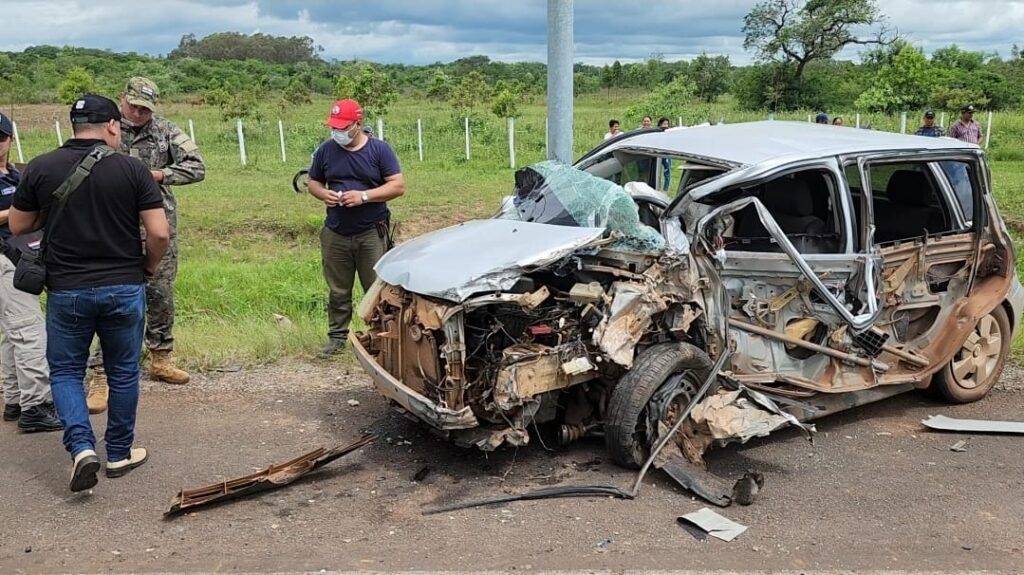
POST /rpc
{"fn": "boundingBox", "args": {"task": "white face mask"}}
[332,128,354,147]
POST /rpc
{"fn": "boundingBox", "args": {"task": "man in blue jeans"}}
[10,94,169,492]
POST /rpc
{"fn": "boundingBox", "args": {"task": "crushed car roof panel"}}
[601,121,979,167]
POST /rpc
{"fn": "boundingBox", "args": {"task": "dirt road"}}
[1,360,1022,574]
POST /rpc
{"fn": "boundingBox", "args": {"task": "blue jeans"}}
[46,284,146,462]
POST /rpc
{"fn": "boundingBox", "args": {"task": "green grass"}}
[10,93,1024,368]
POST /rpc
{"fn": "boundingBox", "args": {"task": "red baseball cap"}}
[326,99,363,129]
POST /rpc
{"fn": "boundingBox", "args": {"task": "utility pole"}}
[546,0,573,164]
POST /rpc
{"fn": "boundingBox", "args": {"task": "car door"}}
[846,152,988,384]
[701,159,885,392]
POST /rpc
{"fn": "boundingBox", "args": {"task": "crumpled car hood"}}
[374,219,605,302]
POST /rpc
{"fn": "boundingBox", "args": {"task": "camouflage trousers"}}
[89,200,178,367]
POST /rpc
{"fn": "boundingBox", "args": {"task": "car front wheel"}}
[933,305,1011,403]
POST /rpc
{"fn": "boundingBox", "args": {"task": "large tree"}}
[743,0,893,80]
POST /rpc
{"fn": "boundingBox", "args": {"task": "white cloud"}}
[2,0,1023,64]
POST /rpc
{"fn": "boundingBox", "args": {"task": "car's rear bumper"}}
[1006,274,1024,334]
[348,333,478,430]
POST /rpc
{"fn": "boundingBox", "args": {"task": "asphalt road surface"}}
[1,360,1022,574]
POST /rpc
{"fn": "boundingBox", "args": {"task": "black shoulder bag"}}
[13,145,115,295]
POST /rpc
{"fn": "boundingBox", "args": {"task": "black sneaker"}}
[70,449,100,492]
[320,338,346,358]
[18,405,64,433]
[3,403,20,422]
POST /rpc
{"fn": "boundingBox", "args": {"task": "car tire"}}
[932,305,1011,404]
[292,169,310,194]
[604,342,713,469]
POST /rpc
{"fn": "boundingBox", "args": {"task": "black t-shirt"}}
[0,164,21,241]
[13,139,164,290]
[308,137,401,236]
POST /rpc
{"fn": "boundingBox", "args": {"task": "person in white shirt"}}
[603,119,622,140]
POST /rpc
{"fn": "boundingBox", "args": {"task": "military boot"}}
[86,367,109,415]
[148,350,190,385]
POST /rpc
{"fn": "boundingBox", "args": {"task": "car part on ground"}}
[164,434,375,516]
[921,414,1024,434]
[677,507,748,542]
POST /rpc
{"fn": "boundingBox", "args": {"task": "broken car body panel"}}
[353,121,1020,462]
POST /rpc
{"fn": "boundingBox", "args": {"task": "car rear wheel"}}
[604,342,713,469]
[933,305,1011,403]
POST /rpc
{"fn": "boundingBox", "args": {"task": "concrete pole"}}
[417,119,424,162]
[900,111,907,134]
[768,113,774,121]
[546,0,573,163]
[55,120,63,146]
[278,119,287,163]
[236,119,247,166]
[464,117,470,160]
[188,118,196,144]
[985,111,993,148]
[11,121,24,163]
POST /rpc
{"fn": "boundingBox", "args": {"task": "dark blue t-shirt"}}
[0,164,21,240]
[309,137,401,236]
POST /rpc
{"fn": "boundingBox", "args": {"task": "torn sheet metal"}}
[374,219,605,302]
[678,507,748,542]
[922,414,1024,434]
[593,279,667,367]
[165,435,374,516]
[660,455,733,507]
[690,389,791,443]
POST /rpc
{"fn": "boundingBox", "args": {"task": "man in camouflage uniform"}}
[86,77,205,413]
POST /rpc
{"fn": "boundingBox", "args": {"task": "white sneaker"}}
[70,449,100,492]
[106,447,149,478]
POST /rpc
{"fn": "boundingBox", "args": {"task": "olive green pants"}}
[321,226,387,342]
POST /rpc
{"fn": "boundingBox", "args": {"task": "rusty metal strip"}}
[165,434,375,517]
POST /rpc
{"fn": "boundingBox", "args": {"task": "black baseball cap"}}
[0,112,12,137]
[924,110,935,118]
[962,104,976,113]
[69,94,121,125]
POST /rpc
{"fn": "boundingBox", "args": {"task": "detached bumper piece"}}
[165,434,375,516]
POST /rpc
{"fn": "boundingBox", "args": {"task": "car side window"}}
[712,168,844,254]
[867,162,955,244]
[938,161,975,223]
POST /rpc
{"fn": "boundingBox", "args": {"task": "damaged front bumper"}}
[349,333,478,430]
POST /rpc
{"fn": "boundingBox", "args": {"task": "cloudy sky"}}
[3,0,1023,64]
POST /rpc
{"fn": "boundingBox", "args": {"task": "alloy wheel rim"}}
[950,313,1002,390]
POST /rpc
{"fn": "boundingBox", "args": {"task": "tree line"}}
[2,1,1023,118]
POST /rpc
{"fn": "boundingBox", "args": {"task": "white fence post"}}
[236,118,247,166]
[11,121,24,163]
[464,117,470,161]
[376,118,384,141]
[55,121,63,146]
[940,112,947,128]
[855,113,861,129]
[900,111,907,134]
[768,113,775,121]
[807,114,813,123]
[507,117,516,169]
[277,119,287,163]
[985,111,993,149]
[416,118,423,162]
[188,118,196,144]
[677,116,683,127]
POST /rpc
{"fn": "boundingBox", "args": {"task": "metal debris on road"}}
[677,507,748,542]
[164,434,375,517]
[347,399,361,407]
[922,414,1024,434]
[950,440,969,452]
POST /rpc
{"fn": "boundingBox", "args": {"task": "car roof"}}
[599,120,980,167]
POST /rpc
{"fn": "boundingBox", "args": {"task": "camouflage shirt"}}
[121,116,205,193]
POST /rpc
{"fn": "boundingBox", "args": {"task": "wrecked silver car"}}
[351,121,1024,470]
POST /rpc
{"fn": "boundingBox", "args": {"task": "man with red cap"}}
[308,99,405,357]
